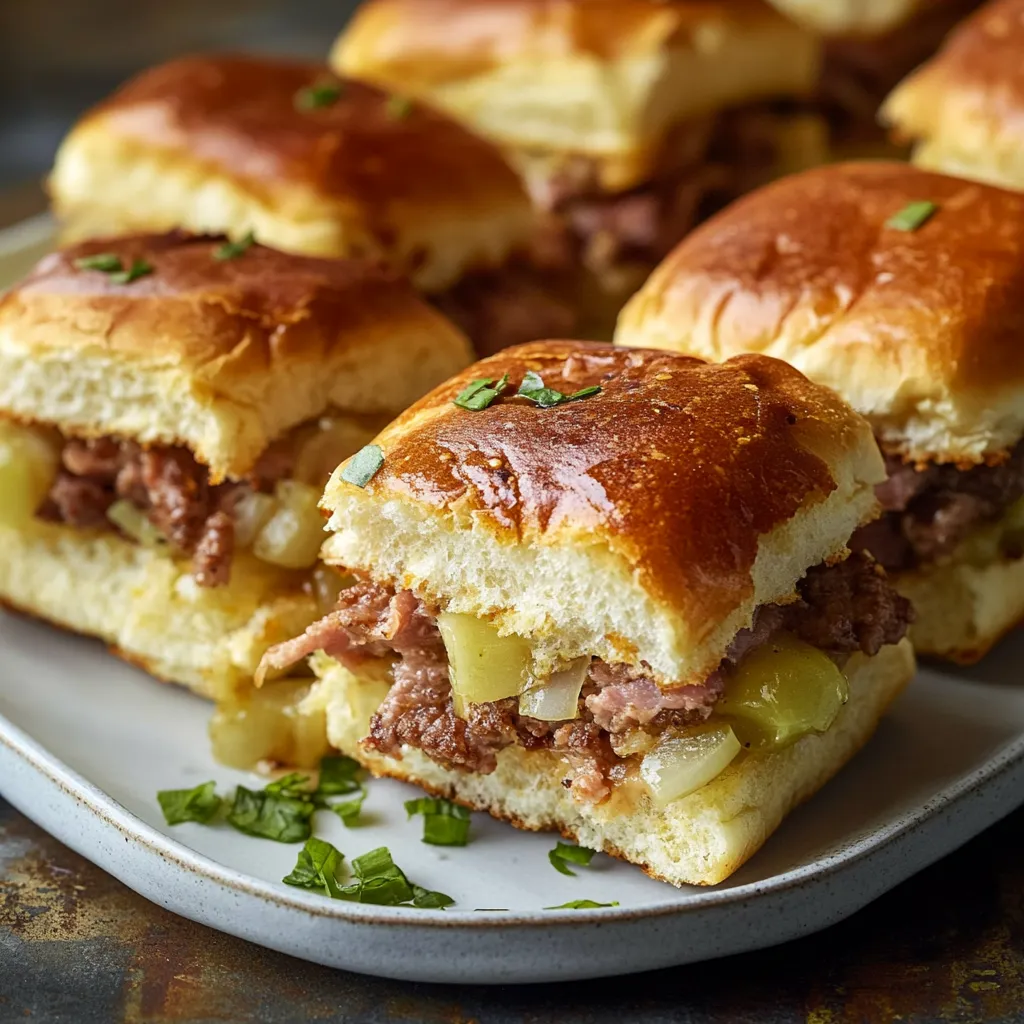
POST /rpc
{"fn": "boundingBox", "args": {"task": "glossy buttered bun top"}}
[322,341,882,686]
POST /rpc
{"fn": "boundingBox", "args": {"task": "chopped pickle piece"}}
[518,657,589,721]
[107,499,168,548]
[210,678,330,770]
[253,480,325,569]
[437,613,533,717]
[718,632,849,751]
[640,724,741,807]
[0,420,59,528]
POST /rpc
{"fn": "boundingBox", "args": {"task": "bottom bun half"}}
[307,640,915,886]
[0,520,321,701]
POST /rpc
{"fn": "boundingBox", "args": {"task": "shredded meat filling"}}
[852,443,1024,572]
[39,436,293,588]
[265,553,910,804]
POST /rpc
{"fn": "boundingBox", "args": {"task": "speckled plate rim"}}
[4,694,1024,932]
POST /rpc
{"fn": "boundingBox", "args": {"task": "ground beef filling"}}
[851,442,1024,573]
[38,436,293,587]
[286,554,910,804]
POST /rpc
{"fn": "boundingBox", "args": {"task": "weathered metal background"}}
[3,794,1024,1024]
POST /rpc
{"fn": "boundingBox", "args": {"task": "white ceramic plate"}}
[3,218,1024,984]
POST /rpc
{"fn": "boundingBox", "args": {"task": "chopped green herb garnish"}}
[74,253,122,272]
[453,373,509,411]
[885,200,938,232]
[411,884,455,909]
[157,781,222,825]
[265,772,314,798]
[283,838,345,897]
[214,231,256,260]
[545,899,619,910]
[109,258,153,284]
[386,94,413,119]
[295,81,344,110]
[333,846,454,908]
[405,797,471,846]
[341,444,384,488]
[330,787,367,827]
[227,785,315,843]
[316,755,364,796]
[517,372,601,409]
[548,841,596,877]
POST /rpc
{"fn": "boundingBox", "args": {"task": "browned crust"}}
[355,340,870,632]
[70,53,524,215]
[885,0,1024,145]
[0,231,470,443]
[626,161,1024,407]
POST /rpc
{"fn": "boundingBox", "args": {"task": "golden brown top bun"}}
[0,232,473,480]
[882,0,1024,191]
[48,54,533,291]
[331,0,821,193]
[616,161,1024,465]
[321,340,882,686]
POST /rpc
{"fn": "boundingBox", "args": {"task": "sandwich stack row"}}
[0,0,1019,887]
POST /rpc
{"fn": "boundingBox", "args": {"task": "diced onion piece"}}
[0,421,59,527]
[518,657,589,721]
[233,491,276,549]
[640,725,741,807]
[253,481,324,569]
[311,564,349,615]
[719,632,849,751]
[107,500,168,548]
[437,612,532,716]
[209,679,329,770]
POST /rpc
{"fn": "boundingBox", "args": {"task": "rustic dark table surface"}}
[2,194,1024,1024]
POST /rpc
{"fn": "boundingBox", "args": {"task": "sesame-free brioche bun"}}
[320,341,883,688]
[616,161,1024,465]
[764,0,937,34]
[331,0,821,193]
[48,54,534,292]
[881,0,1024,191]
[0,232,472,482]
[307,639,914,886]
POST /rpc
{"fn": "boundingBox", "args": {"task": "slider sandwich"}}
[259,341,914,886]
[48,54,570,357]
[0,232,471,727]
[617,161,1024,663]
[767,0,981,152]
[882,0,1024,190]
[332,0,825,333]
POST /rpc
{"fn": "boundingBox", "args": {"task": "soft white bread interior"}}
[307,639,915,886]
[897,554,1024,664]
[0,519,320,702]
[49,55,534,292]
[331,0,821,193]
[0,233,472,481]
[320,343,884,688]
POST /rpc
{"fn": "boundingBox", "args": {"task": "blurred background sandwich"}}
[47,53,573,357]
[882,0,1024,189]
